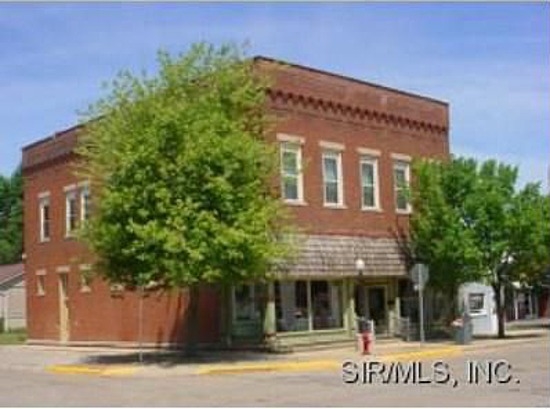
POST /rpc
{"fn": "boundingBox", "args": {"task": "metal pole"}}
[1,293,7,332]
[513,291,518,321]
[138,286,144,364]
[3,292,10,333]
[419,285,425,344]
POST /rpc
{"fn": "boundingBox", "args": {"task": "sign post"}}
[411,263,429,344]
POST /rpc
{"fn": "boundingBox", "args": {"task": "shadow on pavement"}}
[81,349,285,368]
[474,330,549,341]
[75,321,549,368]
[506,319,550,331]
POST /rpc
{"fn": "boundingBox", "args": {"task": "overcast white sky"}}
[1,3,548,188]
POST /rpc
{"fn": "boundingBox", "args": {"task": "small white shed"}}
[0,263,26,331]
[458,282,498,336]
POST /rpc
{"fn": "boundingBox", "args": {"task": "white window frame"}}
[360,155,380,211]
[393,160,411,213]
[38,194,51,242]
[36,269,46,296]
[322,150,344,207]
[110,283,125,294]
[65,189,78,237]
[280,142,304,204]
[79,264,92,293]
[80,183,91,222]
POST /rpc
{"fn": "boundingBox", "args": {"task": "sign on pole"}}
[410,263,429,344]
[411,263,429,290]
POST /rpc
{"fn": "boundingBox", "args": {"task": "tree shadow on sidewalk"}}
[80,348,287,368]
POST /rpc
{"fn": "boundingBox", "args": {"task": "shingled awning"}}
[277,234,408,278]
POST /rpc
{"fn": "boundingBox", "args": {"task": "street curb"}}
[378,346,463,362]
[45,364,138,376]
[196,359,341,375]
[196,346,463,376]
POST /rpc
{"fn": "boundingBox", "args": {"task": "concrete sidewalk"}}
[44,340,465,378]
[179,327,549,376]
[2,326,547,378]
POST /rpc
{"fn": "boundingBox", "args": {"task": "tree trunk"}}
[442,284,458,325]
[493,282,506,339]
[185,285,200,356]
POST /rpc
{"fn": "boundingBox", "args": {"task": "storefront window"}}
[275,280,343,332]
[275,281,309,332]
[312,280,343,330]
[233,284,264,322]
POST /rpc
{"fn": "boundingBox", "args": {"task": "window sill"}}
[468,311,487,317]
[80,287,91,294]
[283,199,308,207]
[323,204,347,210]
[361,207,383,213]
[395,209,412,215]
[64,234,77,240]
[39,238,50,244]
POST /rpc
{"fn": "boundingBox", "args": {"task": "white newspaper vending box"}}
[458,282,498,336]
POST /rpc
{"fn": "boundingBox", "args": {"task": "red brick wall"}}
[262,59,449,237]
[23,156,220,344]
[267,109,448,236]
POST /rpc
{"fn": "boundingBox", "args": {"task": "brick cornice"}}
[267,88,448,136]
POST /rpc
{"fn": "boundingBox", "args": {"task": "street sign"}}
[411,263,429,290]
[410,263,430,344]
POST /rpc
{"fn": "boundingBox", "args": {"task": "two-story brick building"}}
[22,57,449,349]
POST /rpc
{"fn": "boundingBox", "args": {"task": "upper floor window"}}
[38,194,50,242]
[360,156,379,210]
[322,150,344,206]
[280,142,304,203]
[393,160,411,212]
[65,189,78,237]
[80,184,91,221]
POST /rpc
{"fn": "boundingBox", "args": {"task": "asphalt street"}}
[0,334,548,407]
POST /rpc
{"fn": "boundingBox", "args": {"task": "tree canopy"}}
[0,166,23,265]
[77,43,293,290]
[410,156,549,337]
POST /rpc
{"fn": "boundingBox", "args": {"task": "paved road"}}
[0,335,548,406]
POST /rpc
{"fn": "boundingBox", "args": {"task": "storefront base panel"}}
[25,338,225,350]
[272,329,353,351]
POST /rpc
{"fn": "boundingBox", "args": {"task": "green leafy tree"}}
[0,166,23,265]
[77,43,294,349]
[410,158,482,321]
[411,157,549,338]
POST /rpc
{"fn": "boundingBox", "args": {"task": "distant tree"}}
[411,157,550,338]
[77,43,294,351]
[0,166,23,265]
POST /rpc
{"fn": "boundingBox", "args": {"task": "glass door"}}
[367,286,387,335]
